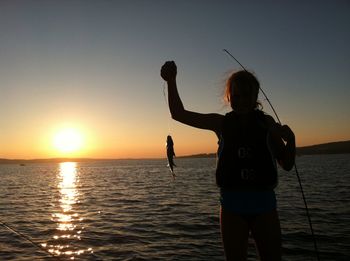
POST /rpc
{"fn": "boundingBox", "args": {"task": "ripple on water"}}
[1,155,349,260]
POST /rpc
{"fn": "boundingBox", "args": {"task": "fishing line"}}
[223,49,320,261]
[0,220,61,259]
[162,81,177,178]
[162,82,172,134]
[0,219,99,260]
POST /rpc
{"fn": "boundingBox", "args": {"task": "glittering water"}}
[0,155,349,260]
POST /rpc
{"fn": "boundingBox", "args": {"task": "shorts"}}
[220,189,277,215]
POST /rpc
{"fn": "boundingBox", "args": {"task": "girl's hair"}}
[224,70,262,110]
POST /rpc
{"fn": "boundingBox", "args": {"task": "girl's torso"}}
[215,110,278,190]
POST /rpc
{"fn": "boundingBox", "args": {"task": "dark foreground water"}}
[0,155,349,260]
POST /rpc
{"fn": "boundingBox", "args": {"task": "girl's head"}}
[224,70,261,114]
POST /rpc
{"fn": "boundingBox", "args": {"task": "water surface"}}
[0,155,349,260]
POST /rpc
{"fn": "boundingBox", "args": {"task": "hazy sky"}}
[1,1,349,159]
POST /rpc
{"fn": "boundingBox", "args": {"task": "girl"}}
[160,61,295,261]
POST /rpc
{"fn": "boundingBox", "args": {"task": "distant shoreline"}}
[1,140,349,165]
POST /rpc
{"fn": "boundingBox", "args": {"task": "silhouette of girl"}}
[161,61,295,261]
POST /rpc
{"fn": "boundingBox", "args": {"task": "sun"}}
[53,128,83,154]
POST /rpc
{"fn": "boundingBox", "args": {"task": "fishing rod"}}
[223,49,320,261]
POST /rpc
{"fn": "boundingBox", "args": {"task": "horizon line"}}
[1,139,349,162]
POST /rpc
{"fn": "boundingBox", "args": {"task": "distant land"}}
[0,140,349,164]
[296,140,350,155]
[179,140,350,158]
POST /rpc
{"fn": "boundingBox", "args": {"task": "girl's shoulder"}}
[257,110,276,129]
[264,114,276,126]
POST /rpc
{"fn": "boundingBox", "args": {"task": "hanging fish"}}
[166,135,176,178]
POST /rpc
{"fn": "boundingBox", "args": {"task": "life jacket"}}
[215,110,278,190]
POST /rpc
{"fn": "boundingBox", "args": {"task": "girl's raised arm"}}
[161,61,223,137]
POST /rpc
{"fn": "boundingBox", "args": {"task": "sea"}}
[0,154,349,260]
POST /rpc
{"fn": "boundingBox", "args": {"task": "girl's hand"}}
[161,61,177,82]
[280,125,295,144]
[272,123,295,144]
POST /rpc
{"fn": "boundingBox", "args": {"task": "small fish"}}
[166,135,176,178]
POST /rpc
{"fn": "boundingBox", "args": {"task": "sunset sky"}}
[1,1,349,159]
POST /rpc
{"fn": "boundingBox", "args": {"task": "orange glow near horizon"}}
[0,120,349,160]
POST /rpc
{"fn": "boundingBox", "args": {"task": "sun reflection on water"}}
[43,162,93,259]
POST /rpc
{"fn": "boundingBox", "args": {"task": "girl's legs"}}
[220,207,250,261]
[250,209,282,261]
